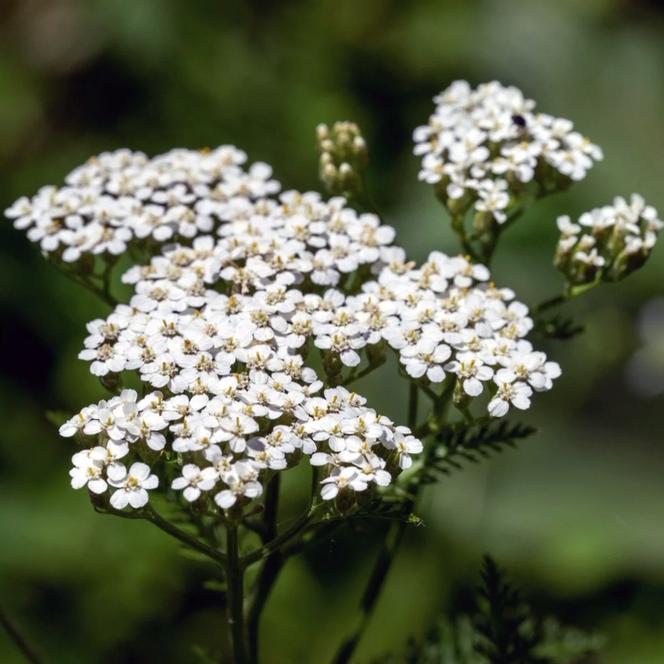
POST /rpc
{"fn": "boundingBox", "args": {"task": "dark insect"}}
[511,114,527,127]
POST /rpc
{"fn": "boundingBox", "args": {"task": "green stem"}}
[408,382,418,429]
[0,606,43,664]
[534,277,601,315]
[479,205,526,264]
[225,524,248,664]
[534,293,567,313]
[329,382,421,664]
[344,360,383,387]
[55,265,118,307]
[451,213,481,262]
[95,503,227,566]
[330,521,406,664]
[241,478,321,569]
[143,505,227,566]
[247,474,282,664]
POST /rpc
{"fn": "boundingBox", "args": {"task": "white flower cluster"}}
[345,252,560,417]
[4,146,279,261]
[17,140,558,512]
[61,385,419,509]
[68,194,559,510]
[413,80,603,222]
[555,194,662,283]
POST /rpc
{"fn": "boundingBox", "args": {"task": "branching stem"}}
[0,606,43,664]
[225,524,248,664]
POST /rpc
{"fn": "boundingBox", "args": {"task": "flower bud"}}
[554,195,662,285]
[316,120,369,198]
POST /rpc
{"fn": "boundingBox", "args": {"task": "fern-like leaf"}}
[474,555,545,664]
[422,420,537,482]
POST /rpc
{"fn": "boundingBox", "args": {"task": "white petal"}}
[110,489,129,509]
[488,398,509,418]
[128,489,149,509]
[464,378,483,397]
[215,490,236,509]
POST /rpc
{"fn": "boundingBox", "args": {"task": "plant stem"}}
[330,521,406,664]
[143,505,227,566]
[0,606,43,664]
[94,503,227,566]
[408,382,418,429]
[534,278,601,315]
[57,266,119,307]
[534,293,567,313]
[241,499,322,569]
[330,383,421,664]
[451,213,481,262]
[225,524,248,664]
[247,474,282,664]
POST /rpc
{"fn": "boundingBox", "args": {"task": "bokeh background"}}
[1,1,663,662]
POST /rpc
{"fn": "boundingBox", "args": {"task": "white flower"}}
[108,462,159,509]
[446,353,494,396]
[69,449,108,494]
[413,80,602,219]
[391,432,423,470]
[214,461,263,509]
[487,373,533,417]
[400,339,451,382]
[171,464,218,502]
[320,467,369,501]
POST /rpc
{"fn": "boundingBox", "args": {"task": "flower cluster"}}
[61,385,417,510]
[413,80,603,223]
[69,179,559,511]
[555,194,662,284]
[346,252,560,416]
[6,139,560,512]
[4,146,279,262]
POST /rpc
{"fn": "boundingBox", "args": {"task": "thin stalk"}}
[143,506,227,566]
[451,213,481,262]
[244,468,322,662]
[56,266,118,307]
[225,524,248,664]
[94,503,227,566]
[479,206,526,264]
[0,606,43,664]
[534,278,601,315]
[329,383,420,664]
[408,382,418,429]
[534,293,567,313]
[240,505,319,568]
[330,522,406,664]
[344,361,383,387]
[247,474,282,664]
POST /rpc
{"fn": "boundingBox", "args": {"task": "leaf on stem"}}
[422,420,537,482]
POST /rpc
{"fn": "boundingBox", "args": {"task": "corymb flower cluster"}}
[555,194,662,285]
[6,81,571,515]
[4,146,279,261]
[54,180,558,512]
[413,80,603,223]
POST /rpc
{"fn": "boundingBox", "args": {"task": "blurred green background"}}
[1,1,663,662]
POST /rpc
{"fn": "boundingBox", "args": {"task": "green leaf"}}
[423,421,537,482]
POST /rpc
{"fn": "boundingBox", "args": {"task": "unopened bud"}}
[315,120,370,199]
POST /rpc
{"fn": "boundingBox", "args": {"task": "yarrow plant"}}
[6,80,660,664]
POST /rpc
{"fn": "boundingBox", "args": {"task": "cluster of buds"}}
[316,121,368,199]
[555,194,662,286]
